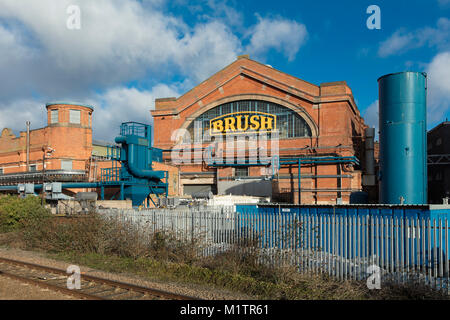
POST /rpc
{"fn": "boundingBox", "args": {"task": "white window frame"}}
[50,109,58,124]
[69,109,81,124]
[61,159,73,171]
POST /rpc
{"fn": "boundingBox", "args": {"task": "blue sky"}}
[0,0,448,140]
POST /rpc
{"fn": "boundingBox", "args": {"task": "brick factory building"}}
[152,55,370,204]
[0,102,179,199]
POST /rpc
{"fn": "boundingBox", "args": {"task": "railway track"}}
[0,257,199,300]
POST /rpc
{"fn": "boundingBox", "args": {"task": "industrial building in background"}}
[0,57,448,207]
[152,55,373,204]
[428,121,450,204]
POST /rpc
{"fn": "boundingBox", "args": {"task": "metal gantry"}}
[428,154,450,166]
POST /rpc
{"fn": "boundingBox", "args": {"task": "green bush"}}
[0,195,50,232]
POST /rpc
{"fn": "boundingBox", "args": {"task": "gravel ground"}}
[0,275,75,300]
[0,247,253,300]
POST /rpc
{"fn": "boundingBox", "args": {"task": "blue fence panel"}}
[235,204,450,270]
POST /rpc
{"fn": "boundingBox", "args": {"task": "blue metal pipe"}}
[298,158,301,204]
[0,185,17,191]
[128,143,164,180]
[115,136,164,180]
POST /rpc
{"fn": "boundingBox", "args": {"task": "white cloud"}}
[378,18,450,57]
[362,100,379,140]
[0,1,309,140]
[0,0,241,99]
[0,84,180,141]
[88,84,181,141]
[0,98,47,135]
[174,21,242,82]
[246,16,308,61]
[0,1,307,100]
[426,51,450,124]
[203,0,244,28]
[378,30,414,57]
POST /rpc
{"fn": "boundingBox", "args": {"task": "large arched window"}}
[185,100,312,140]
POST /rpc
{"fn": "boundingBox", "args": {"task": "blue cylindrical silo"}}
[378,71,427,204]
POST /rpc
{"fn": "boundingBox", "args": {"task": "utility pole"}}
[41,146,46,205]
[26,121,30,171]
[41,146,55,205]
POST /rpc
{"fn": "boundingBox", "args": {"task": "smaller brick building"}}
[0,102,93,183]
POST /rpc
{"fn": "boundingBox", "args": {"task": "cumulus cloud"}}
[362,100,379,140]
[0,0,242,99]
[202,0,244,28]
[426,51,450,124]
[173,21,242,83]
[246,16,308,61]
[0,0,308,140]
[88,84,180,141]
[378,18,450,57]
[0,99,47,135]
[378,30,414,57]
[0,84,180,141]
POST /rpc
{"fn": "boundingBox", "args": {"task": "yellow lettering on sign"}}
[212,120,224,133]
[236,115,249,131]
[260,116,273,130]
[209,112,276,135]
[249,115,260,130]
[224,117,236,132]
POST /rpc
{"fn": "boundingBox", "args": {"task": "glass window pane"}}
[235,167,248,177]
[61,160,73,171]
[69,110,81,124]
[51,110,58,124]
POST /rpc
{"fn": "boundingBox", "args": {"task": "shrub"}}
[20,213,199,263]
[0,195,50,233]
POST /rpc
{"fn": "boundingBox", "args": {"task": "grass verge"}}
[48,250,448,300]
